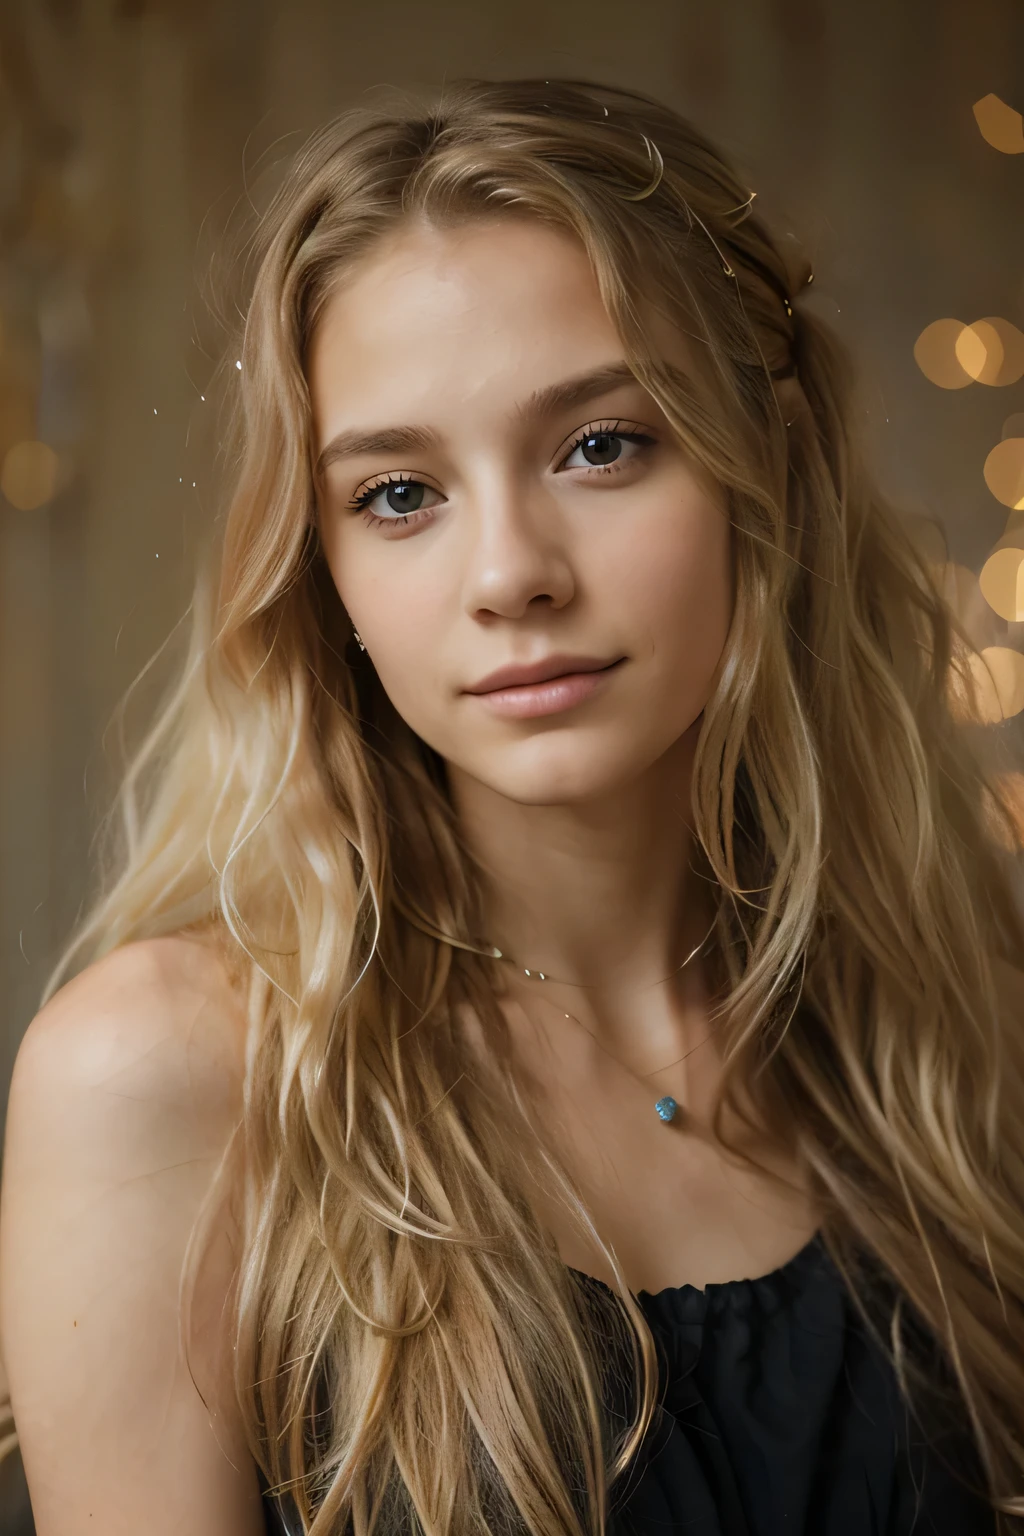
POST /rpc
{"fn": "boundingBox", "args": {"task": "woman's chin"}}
[455,739,659,809]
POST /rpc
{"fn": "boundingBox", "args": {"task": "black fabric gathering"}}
[259,1233,997,1536]
[604,1233,994,1535]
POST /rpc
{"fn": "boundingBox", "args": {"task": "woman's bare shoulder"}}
[0,934,265,1535]
[16,931,248,1095]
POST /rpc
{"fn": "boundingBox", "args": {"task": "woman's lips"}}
[471,659,625,719]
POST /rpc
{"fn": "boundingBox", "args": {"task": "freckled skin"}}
[309,216,734,811]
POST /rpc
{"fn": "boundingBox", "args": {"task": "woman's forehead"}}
[307,220,692,449]
[308,228,640,442]
[313,217,606,355]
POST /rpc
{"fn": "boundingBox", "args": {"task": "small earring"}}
[352,630,366,653]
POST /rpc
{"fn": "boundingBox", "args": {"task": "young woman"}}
[2,75,1023,1536]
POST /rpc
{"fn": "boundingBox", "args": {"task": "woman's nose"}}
[458,478,576,622]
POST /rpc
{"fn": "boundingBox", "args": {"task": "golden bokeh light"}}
[1,440,59,510]
[913,319,972,389]
[950,646,1024,723]
[983,437,1024,509]
[954,318,1024,386]
[972,93,1024,153]
[1004,413,1024,440]
[986,319,1024,385]
[954,323,989,380]
[979,546,1024,621]
[957,324,988,380]
[1003,510,1024,546]
[917,319,1024,390]
[974,648,1024,720]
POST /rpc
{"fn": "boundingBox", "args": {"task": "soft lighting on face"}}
[1,440,59,510]
[972,93,1024,154]
[979,547,1024,621]
[983,438,1024,509]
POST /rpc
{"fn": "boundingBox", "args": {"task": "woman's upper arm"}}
[0,935,268,1536]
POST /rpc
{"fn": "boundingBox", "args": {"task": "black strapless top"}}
[259,1233,996,1535]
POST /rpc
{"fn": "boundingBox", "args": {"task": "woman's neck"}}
[448,726,705,997]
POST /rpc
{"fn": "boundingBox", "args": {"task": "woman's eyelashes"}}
[344,420,657,532]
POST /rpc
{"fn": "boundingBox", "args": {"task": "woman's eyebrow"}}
[514,359,639,423]
[314,360,641,478]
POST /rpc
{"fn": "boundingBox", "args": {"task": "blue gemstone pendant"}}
[654,1095,679,1123]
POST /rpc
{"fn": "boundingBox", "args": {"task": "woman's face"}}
[309,215,733,806]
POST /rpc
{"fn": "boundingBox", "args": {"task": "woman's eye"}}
[347,423,654,532]
[560,426,653,473]
[348,474,442,524]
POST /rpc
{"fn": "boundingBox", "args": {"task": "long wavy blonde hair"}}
[42,76,1024,1534]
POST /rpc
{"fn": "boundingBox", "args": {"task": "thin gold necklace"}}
[498,912,718,1126]
[400,909,718,1124]
[520,986,717,1126]
[489,910,717,990]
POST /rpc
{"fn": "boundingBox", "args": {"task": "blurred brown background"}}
[1,1,1023,1528]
